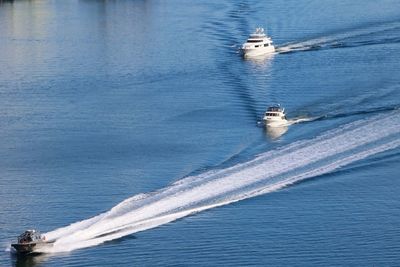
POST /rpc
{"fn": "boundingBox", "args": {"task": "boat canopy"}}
[267,106,284,112]
[249,27,267,38]
[17,230,42,243]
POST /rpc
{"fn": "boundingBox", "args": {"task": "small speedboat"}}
[242,27,275,57]
[263,105,288,126]
[11,230,52,254]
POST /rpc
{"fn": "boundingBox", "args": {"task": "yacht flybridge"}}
[242,28,275,57]
[263,105,288,126]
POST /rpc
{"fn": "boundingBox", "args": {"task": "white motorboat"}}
[263,105,288,126]
[242,27,275,57]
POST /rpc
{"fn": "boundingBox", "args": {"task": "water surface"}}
[1,0,400,266]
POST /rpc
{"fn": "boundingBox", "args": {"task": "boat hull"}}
[11,243,37,254]
[243,46,275,57]
[11,242,52,255]
[263,118,288,127]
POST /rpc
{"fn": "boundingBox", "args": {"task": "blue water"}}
[1,0,400,266]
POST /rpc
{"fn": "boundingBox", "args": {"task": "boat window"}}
[247,39,263,43]
[264,43,269,47]
[255,45,260,48]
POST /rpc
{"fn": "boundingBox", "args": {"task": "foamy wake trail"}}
[276,21,400,53]
[287,116,317,125]
[39,111,400,253]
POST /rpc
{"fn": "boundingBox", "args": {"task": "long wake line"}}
[276,21,400,53]
[32,111,400,253]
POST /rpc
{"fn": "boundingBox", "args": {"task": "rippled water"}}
[1,0,400,266]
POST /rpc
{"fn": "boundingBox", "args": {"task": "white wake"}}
[37,111,400,253]
[287,116,317,125]
[276,21,400,53]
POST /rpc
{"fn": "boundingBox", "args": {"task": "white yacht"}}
[242,28,275,57]
[263,105,288,126]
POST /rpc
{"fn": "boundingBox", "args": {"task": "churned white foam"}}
[4,245,11,252]
[40,111,400,253]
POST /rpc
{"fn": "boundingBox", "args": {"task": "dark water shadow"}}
[9,252,50,267]
[0,0,15,5]
[204,0,274,123]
